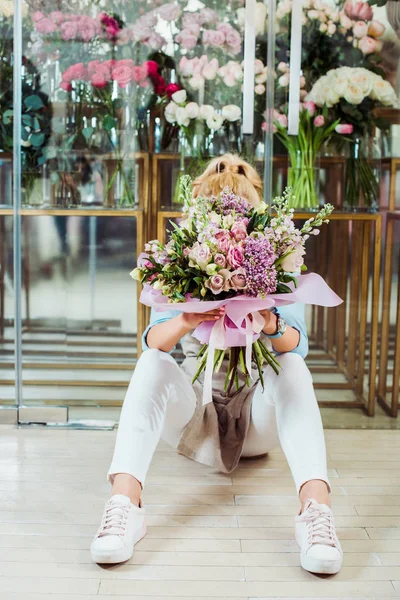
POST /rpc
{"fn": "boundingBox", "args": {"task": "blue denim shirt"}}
[142,302,309,359]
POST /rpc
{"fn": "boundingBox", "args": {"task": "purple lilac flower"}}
[242,236,277,297]
[218,188,252,217]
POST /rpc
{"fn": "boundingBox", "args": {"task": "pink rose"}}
[78,22,97,42]
[91,73,107,88]
[216,231,232,253]
[353,21,368,38]
[87,60,101,77]
[62,62,87,82]
[60,21,78,41]
[132,65,148,83]
[303,101,316,116]
[335,123,354,134]
[32,11,45,22]
[358,35,379,54]
[112,65,133,88]
[230,268,247,291]
[227,245,244,269]
[214,253,227,268]
[176,30,198,50]
[344,0,373,21]
[50,11,65,25]
[60,81,72,91]
[206,274,225,294]
[35,17,58,34]
[230,222,247,242]
[204,30,225,47]
[314,115,325,127]
[368,20,385,38]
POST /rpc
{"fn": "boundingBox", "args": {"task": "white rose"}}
[344,83,365,105]
[255,83,265,95]
[171,89,187,105]
[176,106,190,127]
[206,113,223,130]
[370,79,397,106]
[280,246,305,273]
[256,68,267,84]
[221,104,241,122]
[325,88,340,106]
[185,102,200,119]
[188,74,205,90]
[351,71,372,96]
[340,14,352,29]
[327,23,336,35]
[278,73,290,87]
[199,104,215,119]
[165,102,178,124]
[254,59,264,75]
[333,75,349,96]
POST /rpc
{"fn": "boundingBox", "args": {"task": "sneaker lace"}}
[306,505,336,547]
[98,501,130,538]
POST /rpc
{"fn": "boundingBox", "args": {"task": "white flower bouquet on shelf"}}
[307,67,398,210]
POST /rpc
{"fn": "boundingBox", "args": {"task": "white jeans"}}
[107,349,331,495]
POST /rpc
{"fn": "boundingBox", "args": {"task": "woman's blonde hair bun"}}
[192,153,262,207]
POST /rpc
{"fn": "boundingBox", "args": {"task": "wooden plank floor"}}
[1,427,400,599]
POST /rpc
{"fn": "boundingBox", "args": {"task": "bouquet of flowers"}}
[307,66,398,208]
[132,180,341,404]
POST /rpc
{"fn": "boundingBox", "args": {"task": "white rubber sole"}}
[300,552,342,575]
[91,523,147,564]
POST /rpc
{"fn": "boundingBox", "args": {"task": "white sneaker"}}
[295,498,343,575]
[91,494,147,564]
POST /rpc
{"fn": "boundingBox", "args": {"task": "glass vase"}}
[287,150,321,211]
[343,136,381,212]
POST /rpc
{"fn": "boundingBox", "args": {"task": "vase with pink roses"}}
[58,58,155,205]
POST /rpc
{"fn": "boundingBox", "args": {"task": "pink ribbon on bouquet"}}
[140,273,342,405]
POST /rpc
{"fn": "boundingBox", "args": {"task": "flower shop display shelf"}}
[151,153,350,221]
[0,151,150,211]
[377,211,400,418]
[157,211,382,416]
[0,207,147,361]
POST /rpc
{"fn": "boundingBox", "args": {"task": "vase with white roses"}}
[307,67,398,211]
[273,103,344,210]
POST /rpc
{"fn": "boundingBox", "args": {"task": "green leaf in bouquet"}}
[3,109,13,125]
[275,282,292,294]
[24,95,44,110]
[22,114,32,127]
[301,264,308,272]
[214,349,226,373]
[112,98,124,111]
[82,126,94,141]
[252,341,265,389]
[104,115,117,131]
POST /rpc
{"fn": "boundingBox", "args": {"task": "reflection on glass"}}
[19,215,138,406]
[0,216,15,405]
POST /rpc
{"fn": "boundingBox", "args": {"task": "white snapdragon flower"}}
[221,104,241,122]
[171,89,187,105]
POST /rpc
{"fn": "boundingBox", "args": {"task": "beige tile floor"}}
[1,426,400,599]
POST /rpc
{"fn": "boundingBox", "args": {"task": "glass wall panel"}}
[1,0,399,421]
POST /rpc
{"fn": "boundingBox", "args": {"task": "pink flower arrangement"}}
[60,59,150,90]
